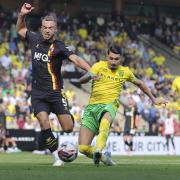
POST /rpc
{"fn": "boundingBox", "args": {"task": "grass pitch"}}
[0,152,180,180]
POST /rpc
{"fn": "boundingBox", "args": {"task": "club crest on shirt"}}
[118,70,124,77]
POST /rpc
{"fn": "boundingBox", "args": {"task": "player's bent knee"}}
[58,115,74,133]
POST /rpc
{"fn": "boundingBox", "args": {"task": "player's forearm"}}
[76,59,91,72]
[16,13,27,35]
[69,55,91,72]
[136,80,155,102]
[79,73,92,84]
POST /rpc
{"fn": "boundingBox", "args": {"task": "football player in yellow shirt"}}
[172,76,180,122]
[78,46,167,166]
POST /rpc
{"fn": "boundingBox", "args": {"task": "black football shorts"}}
[31,89,70,116]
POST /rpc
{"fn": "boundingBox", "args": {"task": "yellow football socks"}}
[79,118,111,160]
[96,118,110,152]
[79,145,95,158]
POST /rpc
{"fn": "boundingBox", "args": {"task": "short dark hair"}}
[41,13,58,25]
[107,45,122,55]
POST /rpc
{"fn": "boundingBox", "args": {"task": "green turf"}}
[0,152,180,180]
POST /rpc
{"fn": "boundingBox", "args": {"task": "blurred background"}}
[0,0,180,155]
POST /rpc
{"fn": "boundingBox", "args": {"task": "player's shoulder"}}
[54,40,73,51]
[54,40,65,46]
[95,60,108,66]
[26,30,40,39]
[118,65,131,72]
[172,76,180,86]
[174,76,180,82]
[26,31,44,44]
[90,61,107,73]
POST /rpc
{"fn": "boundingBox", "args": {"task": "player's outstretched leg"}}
[42,128,64,166]
[94,117,111,166]
[79,145,95,158]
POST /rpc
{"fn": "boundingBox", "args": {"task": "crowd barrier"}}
[8,130,180,155]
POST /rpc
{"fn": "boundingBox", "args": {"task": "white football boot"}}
[52,150,64,167]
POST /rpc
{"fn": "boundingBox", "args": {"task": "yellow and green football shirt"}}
[89,61,137,105]
[172,76,180,110]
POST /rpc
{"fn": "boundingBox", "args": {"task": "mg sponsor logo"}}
[34,52,50,62]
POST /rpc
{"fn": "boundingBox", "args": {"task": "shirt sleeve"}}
[59,43,75,59]
[90,62,101,75]
[127,67,137,83]
[25,30,39,45]
[172,79,177,92]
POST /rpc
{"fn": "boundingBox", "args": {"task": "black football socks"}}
[41,128,58,153]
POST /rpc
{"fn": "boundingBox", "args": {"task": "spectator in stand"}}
[171,76,180,122]
[16,114,25,129]
[24,116,35,129]
[122,97,140,155]
[152,52,166,66]
[162,111,177,155]
[0,51,12,70]
[0,123,21,152]
[173,42,180,55]
[154,25,163,40]
[0,102,6,127]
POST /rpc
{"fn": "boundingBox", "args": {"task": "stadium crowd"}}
[0,7,179,138]
[153,16,180,55]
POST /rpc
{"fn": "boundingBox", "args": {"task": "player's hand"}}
[20,3,35,15]
[88,72,99,81]
[91,75,99,81]
[152,97,168,106]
